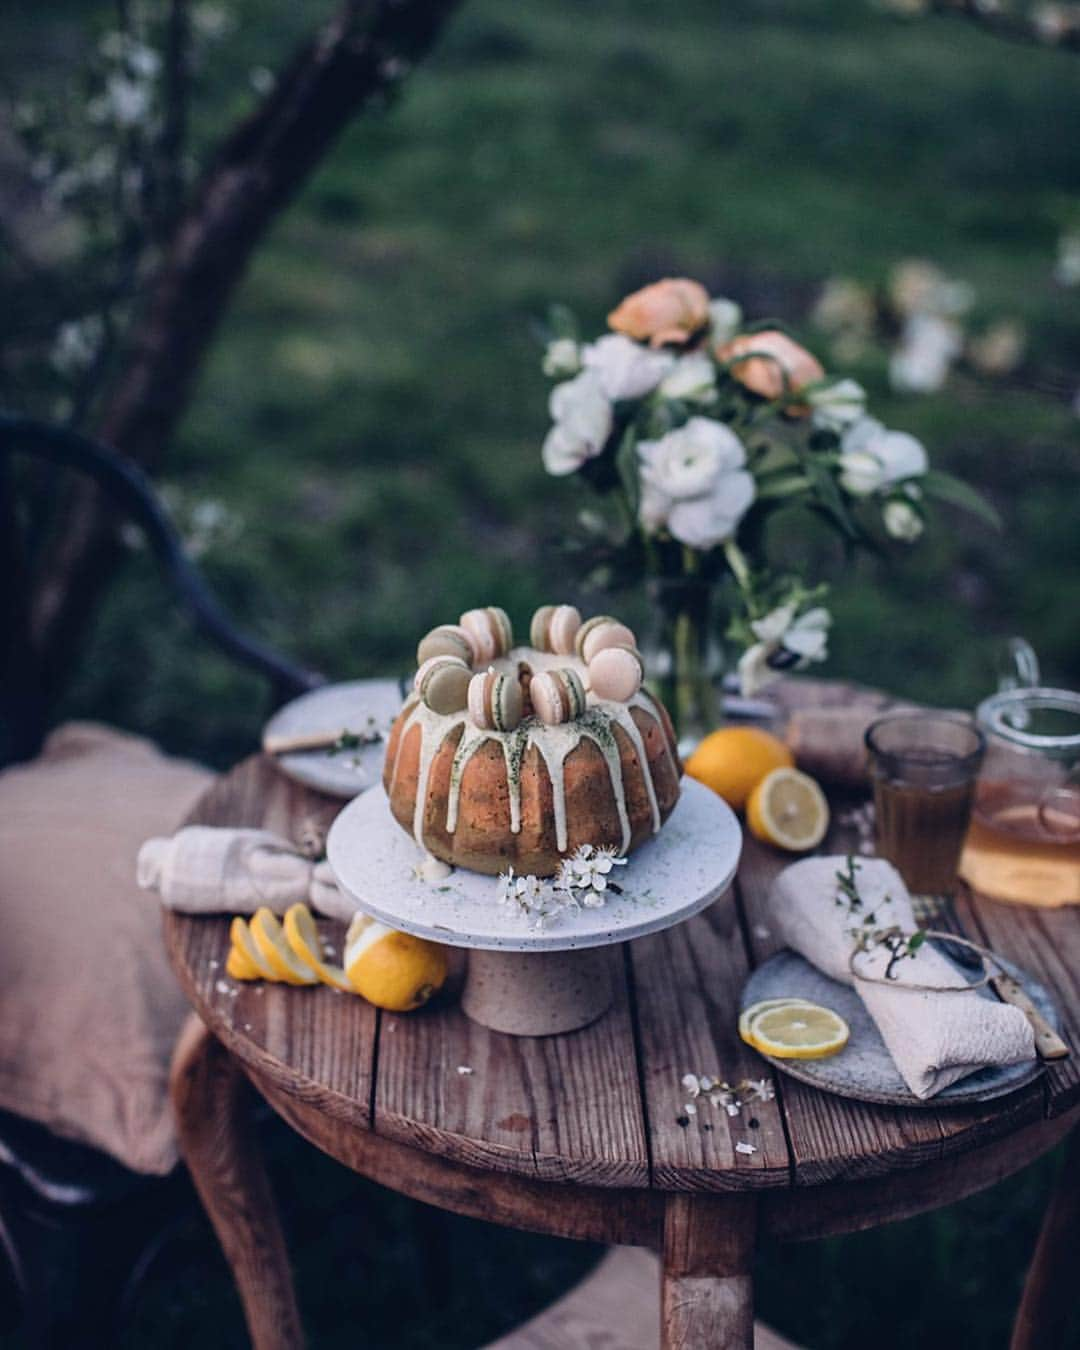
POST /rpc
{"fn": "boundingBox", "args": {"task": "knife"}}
[990,973,1070,1061]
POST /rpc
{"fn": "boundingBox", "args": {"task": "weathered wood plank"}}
[630,890,790,1191]
[374,944,651,1187]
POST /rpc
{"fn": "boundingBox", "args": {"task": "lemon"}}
[345,915,448,1012]
[685,727,794,810]
[283,903,353,992]
[230,916,279,981]
[226,943,261,981]
[748,1002,849,1059]
[249,908,318,986]
[738,998,819,1046]
[746,767,829,851]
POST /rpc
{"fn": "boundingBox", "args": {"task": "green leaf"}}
[547,303,579,342]
[753,471,813,501]
[908,930,927,953]
[615,424,640,519]
[920,470,1002,530]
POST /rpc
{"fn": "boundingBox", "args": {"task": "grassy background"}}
[3,0,1080,1346]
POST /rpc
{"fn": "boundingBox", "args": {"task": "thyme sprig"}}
[836,856,927,981]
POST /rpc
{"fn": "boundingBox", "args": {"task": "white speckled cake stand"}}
[326,777,742,1036]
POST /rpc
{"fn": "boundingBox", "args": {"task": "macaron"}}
[460,607,513,664]
[575,615,637,664]
[529,604,582,656]
[417,624,475,668]
[468,669,524,732]
[530,668,588,726]
[588,645,644,703]
[415,655,472,714]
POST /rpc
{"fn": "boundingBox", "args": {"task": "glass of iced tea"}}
[960,687,1080,906]
[865,712,986,896]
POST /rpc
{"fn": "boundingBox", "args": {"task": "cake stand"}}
[326,777,742,1036]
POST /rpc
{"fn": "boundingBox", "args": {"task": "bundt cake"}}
[382,605,682,876]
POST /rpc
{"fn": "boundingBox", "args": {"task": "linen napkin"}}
[137,826,355,922]
[768,855,1035,1098]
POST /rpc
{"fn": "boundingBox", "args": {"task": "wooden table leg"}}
[170,1015,306,1350]
[661,1193,757,1350]
[1010,1125,1080,1350]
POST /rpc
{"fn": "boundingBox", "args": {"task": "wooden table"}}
[165,749,1079,1350]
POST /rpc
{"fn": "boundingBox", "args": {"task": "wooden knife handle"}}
[992,975,1071,1061]
[263,729,344,755]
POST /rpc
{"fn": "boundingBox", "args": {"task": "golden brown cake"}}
[383,621,682,877]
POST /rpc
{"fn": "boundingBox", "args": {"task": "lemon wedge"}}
[746,767,829,852]
[283,903,353,992]
[230,916,279,981]
[344,915,448,1012]
[249,907,318,986]
[738,998,819,1046]
[225,943,261,981]
[748,1002,849,1060]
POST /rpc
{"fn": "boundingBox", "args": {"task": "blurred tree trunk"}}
[30,0,463,699]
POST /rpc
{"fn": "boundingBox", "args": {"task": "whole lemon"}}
[684,726,794,811]
[345,919,448,1012]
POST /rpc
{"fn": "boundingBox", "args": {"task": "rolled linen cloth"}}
[768,855,1035,1099]
[137,826,355,923]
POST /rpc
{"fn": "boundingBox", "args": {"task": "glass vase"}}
[643,575,723,755]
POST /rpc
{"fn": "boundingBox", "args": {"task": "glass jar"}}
[959,687,1080,906]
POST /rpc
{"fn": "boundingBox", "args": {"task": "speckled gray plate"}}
[741,946,1057,1107]
[262,679,404,798]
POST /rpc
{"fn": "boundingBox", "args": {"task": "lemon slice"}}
[230,916,279,981]
[283,903,353,992]
[345,916,448,1012]
[748,1002,849,1059]
[226,943,261,981]
[249,908,318,986]
[746,767,829,851]
[738,998,819,1046]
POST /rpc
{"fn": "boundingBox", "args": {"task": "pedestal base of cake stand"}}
[326,778,742,1038]
[461,946,613,1035]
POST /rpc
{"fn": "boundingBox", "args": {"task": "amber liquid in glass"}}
[959,780,1080,906]
[872,772,976,894]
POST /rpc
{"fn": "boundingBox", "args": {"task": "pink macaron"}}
[529,604,582,656]
[588,645,644,703]
[575,615,637,664]
[530,667,588,726]
[417,624,476,668]
[460,607,513,664]
[468,668,524,732]
[415,655,472,714]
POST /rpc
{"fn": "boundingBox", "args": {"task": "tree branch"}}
[29,0,464,691]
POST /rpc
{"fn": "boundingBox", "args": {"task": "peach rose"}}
[607,278,710,348]
[716,331,825,403]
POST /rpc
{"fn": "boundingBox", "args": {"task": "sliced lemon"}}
[226,943,261,981]
[345,916,448,1012]
[738,998,820,1046]
[230,916,279,981]
[746,767,829,852]
[249,907,318,986]
[283,903,353,992]
[748,1002,849,1059]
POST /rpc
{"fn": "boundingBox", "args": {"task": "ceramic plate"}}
[326,777,742,953]
[741,946,1057,1107]
[262,679,404,798]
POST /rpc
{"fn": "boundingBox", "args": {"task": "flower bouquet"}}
[538,277,996,740]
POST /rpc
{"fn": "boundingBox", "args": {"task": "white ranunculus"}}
[542,337,581,378]
[638,481,671,533]
[708,297,743,344]
[889,314,962,394]
[782,607,831,661]
[738,642,780,697]
[658,353,717,405]
[543,371,612,476]
[738,603,831,696]
[639,417,746,500]
[750,602,797,646]
[667,471,755,549]
[807,378,866,434]
[838,417,928,497]
[883,499,924,542]
[582,334,674,401]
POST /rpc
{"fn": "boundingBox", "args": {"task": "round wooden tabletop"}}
[164,741,1079,1221]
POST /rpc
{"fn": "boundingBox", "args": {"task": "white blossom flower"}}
[542,371,613,476]
[249,67,276,96]
[708,297,743,344]
[658,352,717,405]
[50,316,105,377]
[807,378,866,434]
[555,843,626,907]
[582,333,674,401]
[104,74,153,127]
[838,417,928,497]
[497,867,545,907]
[889,313,963,394]
[883,498,924,542]
[638,417,754,550]
[737,603,831,696]
[542,337,581,378]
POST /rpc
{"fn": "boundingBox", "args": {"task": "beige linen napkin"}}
[137,826,354,922]
[768,855,1035,1098]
